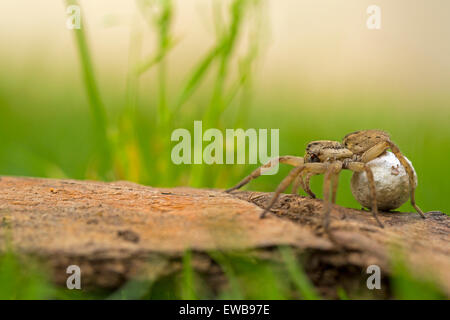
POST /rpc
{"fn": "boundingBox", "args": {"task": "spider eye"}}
[310,154,320,163]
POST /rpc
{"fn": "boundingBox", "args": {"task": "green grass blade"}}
[208,251,245,299]
[65,0,112,180]
[181,250,197,299]
[279,246,321,300]
[171,46,221,120]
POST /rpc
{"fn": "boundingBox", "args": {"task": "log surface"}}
[0,176,448,297]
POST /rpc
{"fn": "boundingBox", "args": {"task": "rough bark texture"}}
[0,176,448,298]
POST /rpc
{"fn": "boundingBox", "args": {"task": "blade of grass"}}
[181,250,197,299]
[191,0,260,187]
[136,0,176,186]
[279,246,321,300]
[210,250,290,299]
[233,0,266,127]
[65,0,112,180]
[390,246,446,299]
[155,0,173,126]
[135,38,179,76]
[208,251,245,299]
[336,287,350,300]
[136,0,174,125]
[107,279,153,300]
[114,16,146,183]
[0,250,54,300]
[170,45,221,121]
[204,0,249,127]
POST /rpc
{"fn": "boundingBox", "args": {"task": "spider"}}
[225,130,426,230]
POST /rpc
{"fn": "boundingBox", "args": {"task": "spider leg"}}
[292,172,316,198]
[304,173,317,198]
[260,165,305,218]
[387,141,426,219]
[331,169,340,204]
[346,162,384,228]
[225,156,304,193]
[360,141,390,163]
[291,172,305,194]
[260,163,327,218]
[323,162,342,230]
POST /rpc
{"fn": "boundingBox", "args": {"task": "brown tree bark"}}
[0,176,448,298]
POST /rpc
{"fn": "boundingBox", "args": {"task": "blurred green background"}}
[0,0,449,299]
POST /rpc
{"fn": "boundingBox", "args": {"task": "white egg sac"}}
[350,151,417,211]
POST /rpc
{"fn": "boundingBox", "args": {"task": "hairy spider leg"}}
[303,173,316,198]
[291,172,316,198]
[323,162,343,230]
[345,162,384,228]
[359,140,425,219]
[387,141,426,219]
[225,156,304,193]
[260,163,328,218]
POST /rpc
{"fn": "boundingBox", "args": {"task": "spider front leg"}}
[260,163,327,218]
[346,162,384,228]
[225,156,304,193]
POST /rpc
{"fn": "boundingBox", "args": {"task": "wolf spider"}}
[225,130,426,230]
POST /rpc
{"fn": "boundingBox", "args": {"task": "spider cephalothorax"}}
[305,140,352,163]
[225,130,425,231]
